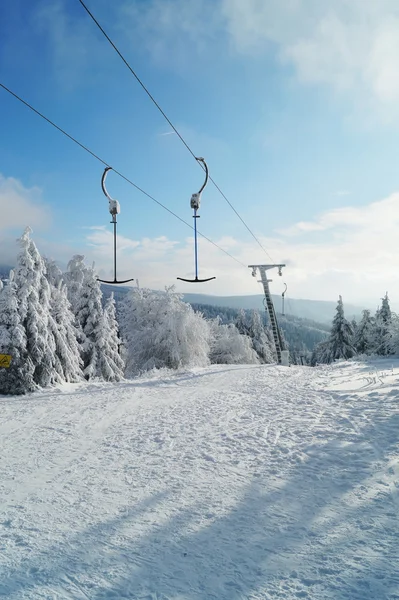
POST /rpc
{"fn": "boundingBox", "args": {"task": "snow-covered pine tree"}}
[73,263,117,381]
[248,309,275,363]
[0,272,35,394]
[120,287,210,375]
[43,258,84,383]
[310,340,332,365]
[351,318,358,335]
[372,293,392,356]
[64,255,86,314]
[327,296,355,361]
[353,309,374,355]
[102,292,125,381]
[13,228,56,387]
[235,308,250,336]
[209,317,258,364]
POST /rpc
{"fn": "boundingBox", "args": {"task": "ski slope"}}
[1,360,398,599]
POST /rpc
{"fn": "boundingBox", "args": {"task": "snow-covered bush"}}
[120,287,210,375]
[209,317,258,364]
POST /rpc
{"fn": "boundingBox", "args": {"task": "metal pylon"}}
[249,263,286,364]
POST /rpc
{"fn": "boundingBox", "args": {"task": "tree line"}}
[311,294,395,364]
[0,229,291,395]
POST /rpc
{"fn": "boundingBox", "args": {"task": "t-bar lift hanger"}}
[97,166,134,285]
[177,157,216,283]
[282,282,287,316]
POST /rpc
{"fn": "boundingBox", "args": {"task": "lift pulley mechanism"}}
[97,166,134,285]
[177,157,216,283]
[282,282,287,316]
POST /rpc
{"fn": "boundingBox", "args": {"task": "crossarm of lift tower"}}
[249,264,286,276]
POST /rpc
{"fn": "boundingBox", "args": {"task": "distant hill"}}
[0,266,367,324]
[182,292,366,324]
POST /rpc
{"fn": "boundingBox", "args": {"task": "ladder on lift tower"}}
[249,264,286,365]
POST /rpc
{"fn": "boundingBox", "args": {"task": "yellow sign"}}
[0,354,12,368]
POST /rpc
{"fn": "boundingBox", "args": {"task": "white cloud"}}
[278,193,399,237]
[222,0,399,118]
[0,174,52,268]
[3,180,399,305]
[119,0,399,119]
[0,174,50,231]
[118,0,222,69]
[33,0,106,89]
[81,191,399,304]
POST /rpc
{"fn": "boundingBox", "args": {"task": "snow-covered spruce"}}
[64,254,86,314]
[0,271,35,395]
[353,309,374,355]
[13,227,56,387]
[120,287,210,375]
[44,258,83,383]
[312,296,355,364]
[372,292,392,356]
[71,263,123,381]
[103,292,125,381]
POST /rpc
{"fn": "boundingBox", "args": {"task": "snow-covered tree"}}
[248,309,275,363]
[64,255,86,313]
[0,272,35,394]
[120,287,210,375]
[13,228,56,387]
[327,296,356,361]
[209,317,258,364]
[42,258,83,383]
[102,292,125,381]
[353,309,374,355]
[74,264,115,380]
[50,280,84,383]
[310,339,332,365]
[372,293,392,356]
[385,313,399,355]
[235,308,250,336]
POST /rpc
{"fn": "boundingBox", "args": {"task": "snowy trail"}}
[1,361,398,599]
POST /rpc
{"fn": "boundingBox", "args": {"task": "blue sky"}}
[2,0,399,304]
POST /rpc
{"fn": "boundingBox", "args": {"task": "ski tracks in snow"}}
[0,361,398,599]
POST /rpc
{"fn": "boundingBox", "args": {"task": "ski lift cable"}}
[0,82,247,270]
[77,0,275,263]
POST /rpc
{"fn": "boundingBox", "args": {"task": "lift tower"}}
[249,264,286,364]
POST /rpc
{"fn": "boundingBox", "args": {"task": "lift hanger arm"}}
[98,166,133,285]
[196,157,209,194]
[178,157,215,283]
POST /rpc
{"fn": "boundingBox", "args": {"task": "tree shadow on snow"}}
[1,410,398,599]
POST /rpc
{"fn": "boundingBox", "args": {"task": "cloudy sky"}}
[2,0,399,304]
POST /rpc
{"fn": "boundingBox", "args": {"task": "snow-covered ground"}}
[1,360,398,599]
